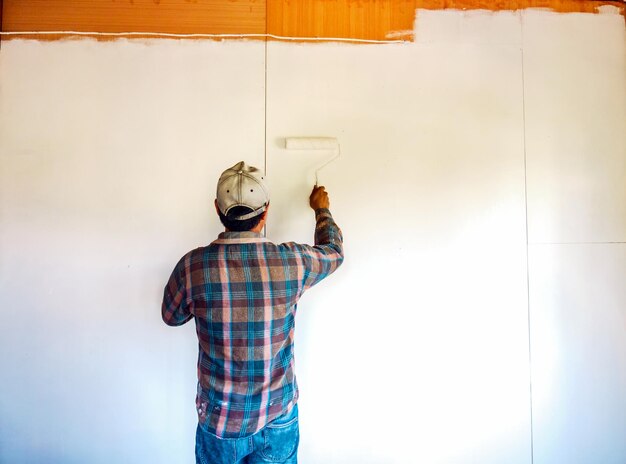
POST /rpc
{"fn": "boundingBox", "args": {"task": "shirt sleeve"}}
[161,253,193,326]
[284,208,344,292]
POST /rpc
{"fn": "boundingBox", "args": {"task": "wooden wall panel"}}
[2,0,266,34]
[1,0,624,41]
[267,0,417,41]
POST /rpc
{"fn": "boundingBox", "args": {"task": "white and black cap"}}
[216,161,269,221]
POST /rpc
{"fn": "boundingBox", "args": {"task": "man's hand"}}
[310,185,330,210]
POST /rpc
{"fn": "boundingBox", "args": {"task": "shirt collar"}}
[212,231,270,245]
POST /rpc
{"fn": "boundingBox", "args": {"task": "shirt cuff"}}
[314,208,332,219]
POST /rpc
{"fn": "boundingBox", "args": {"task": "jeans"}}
[195,404,299,464]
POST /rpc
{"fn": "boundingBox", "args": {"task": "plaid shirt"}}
[162,208,343,438]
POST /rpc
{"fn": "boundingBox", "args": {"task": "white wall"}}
[1,8,624,464]
[266,15,530,462]
[522,9,626,464]
[0,39,266,463]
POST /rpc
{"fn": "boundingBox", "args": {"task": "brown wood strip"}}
[268,0,417,41]
[1,0,623,42]
[2,0,266,34]
[0,0,3,48]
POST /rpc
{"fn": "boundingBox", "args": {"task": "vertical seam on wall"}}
[520,12,535,464]
[263,0,268,176]
[262,1,268,237]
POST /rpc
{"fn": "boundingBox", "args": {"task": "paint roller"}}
[284,137,340,185]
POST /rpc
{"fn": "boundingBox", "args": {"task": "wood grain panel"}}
[1,0,624,42]
[268,0,417,41]
[2,0,266,34]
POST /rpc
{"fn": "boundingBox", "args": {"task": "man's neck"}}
[224,224,265,234]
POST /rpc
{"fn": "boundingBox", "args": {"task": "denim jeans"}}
[195,404,299,464]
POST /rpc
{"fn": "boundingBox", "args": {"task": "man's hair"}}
[218,206,264,232]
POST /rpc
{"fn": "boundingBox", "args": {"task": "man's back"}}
[163,208,343,438]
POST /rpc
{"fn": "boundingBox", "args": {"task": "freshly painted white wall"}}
[522,8,626,464]
[0,39,266,464]
[523,8,626,244]
[528,244,626,464]
[0,8,624,464]
[265,13,531,462]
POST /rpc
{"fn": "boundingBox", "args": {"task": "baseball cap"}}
[216,161,269,221]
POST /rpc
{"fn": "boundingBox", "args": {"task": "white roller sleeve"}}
[285,137,339,150]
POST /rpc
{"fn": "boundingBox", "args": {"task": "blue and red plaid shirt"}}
[162,208,343,438]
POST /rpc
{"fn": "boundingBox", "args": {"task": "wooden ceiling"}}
[1,0,624,42]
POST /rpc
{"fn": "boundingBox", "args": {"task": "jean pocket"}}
[260,406,299,462]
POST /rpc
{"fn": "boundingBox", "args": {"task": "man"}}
[162,161,344,464]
